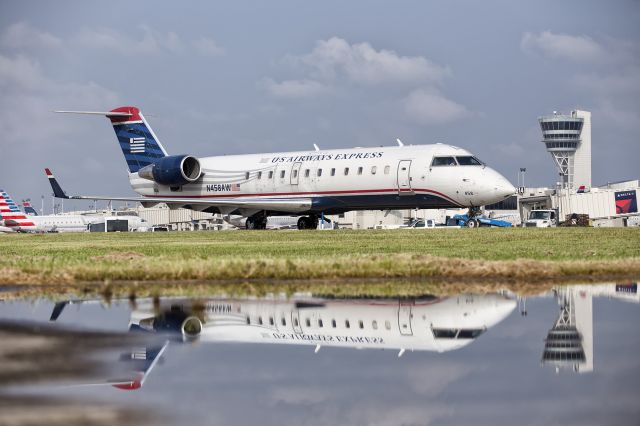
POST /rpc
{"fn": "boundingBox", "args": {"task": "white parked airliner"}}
[54,106,516,229]
[1,187,148,233]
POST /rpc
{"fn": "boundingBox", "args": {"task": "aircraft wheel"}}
[467,219,479,228]
[297,217,308,230]
[246,216,267,230]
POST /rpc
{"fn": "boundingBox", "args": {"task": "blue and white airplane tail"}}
[55,106,168,173]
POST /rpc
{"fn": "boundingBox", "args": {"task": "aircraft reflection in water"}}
[129,294,516,353]
[48,293,516,389]
[541,282,639,374]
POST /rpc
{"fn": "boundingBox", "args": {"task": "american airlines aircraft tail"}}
[22,200,38,216]
[0,189,35,232]
[54,106,516,229]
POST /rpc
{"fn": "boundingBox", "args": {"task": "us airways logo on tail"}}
[129,137,145,153]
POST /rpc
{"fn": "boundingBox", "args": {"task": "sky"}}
[0,1,639,212]
[2,289,639,425]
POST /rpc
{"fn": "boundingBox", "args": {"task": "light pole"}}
[520,168,527,190]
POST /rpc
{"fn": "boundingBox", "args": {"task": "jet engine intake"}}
[181,316,203,339]
[138,155,201,186]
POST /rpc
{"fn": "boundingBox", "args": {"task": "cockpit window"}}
[455,156,483,166]
[432,328,485,339]
[431,156,457,167]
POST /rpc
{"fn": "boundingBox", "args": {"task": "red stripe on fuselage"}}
[145,187,460,205]
[6,222,35,227]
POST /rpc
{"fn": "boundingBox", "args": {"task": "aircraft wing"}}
[45,168,312,213]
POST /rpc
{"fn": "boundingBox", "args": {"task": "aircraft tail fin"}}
[0,189,34,230]
[22,199,38,215]
[45,168,69,199]
[55,106,168,173]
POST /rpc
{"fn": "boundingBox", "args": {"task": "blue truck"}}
[446,214,513,228]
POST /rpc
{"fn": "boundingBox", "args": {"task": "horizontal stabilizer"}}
[53,110,132,117]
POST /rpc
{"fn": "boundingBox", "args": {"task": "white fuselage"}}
[130,144,515,215]
[2,214,148,233]
[132,294,516,353]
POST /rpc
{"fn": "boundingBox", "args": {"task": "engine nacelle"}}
[138,155,201,186]
[181,316,203,340]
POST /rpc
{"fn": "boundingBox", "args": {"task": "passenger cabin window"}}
[269,317,274,326]
[372,320,378,330]
[371,166,377,175]
[317,169,322,177]
[431,156,457,167]
[357,167,363,175]
[245,172,250,180]
[332,319,337,328]
[345,320,350,328]
[304,169,310,177]
[257,171,262,179]
[268,171,273,179]
[280,170,285,178]
[344,167,349,176]
[384,165,390,175]
[293,170,298,178]
[281,317,286,326]
[318,319,323,327]
[385,320,391,330]
[305,318,311,327]
[455,156,482,166]
[331,168,336,176]
[358,320,364,329]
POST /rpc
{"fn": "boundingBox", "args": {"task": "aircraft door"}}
[290,162,302,185]
[398,302,413,336]
[396,160,413,194]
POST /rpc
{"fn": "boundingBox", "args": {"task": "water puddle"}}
[0,281,638,425]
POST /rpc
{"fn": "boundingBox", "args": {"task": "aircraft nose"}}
[495,179,516,199]
[484,297,517,328]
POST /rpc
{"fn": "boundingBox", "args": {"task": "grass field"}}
[0,228,639,289]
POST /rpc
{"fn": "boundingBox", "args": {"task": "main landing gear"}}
[297,215,319,230]
[245,214,267,230]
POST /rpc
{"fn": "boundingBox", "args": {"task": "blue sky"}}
[0,1,639,209]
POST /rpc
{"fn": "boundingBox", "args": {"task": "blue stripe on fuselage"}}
[309,193,457,214]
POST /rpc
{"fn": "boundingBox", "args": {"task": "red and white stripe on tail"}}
[0,189,36,231]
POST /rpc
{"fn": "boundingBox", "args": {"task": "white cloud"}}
[574,67,640,94]
[0,53,120,160]
[403,88,470,125]
[193,37,225,56]
[73,25,183,55]
[296,37,449,85]
[1,22,62,49]
[69,25,220,57]
[260,78,328,99]
[521,31,606,63]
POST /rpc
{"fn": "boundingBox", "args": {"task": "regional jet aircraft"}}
[0,188,147,233]
[53,106,515,229]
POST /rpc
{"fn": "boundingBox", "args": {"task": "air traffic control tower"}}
[538,110,592,189]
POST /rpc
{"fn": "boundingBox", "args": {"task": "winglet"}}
[45,168,69,199]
